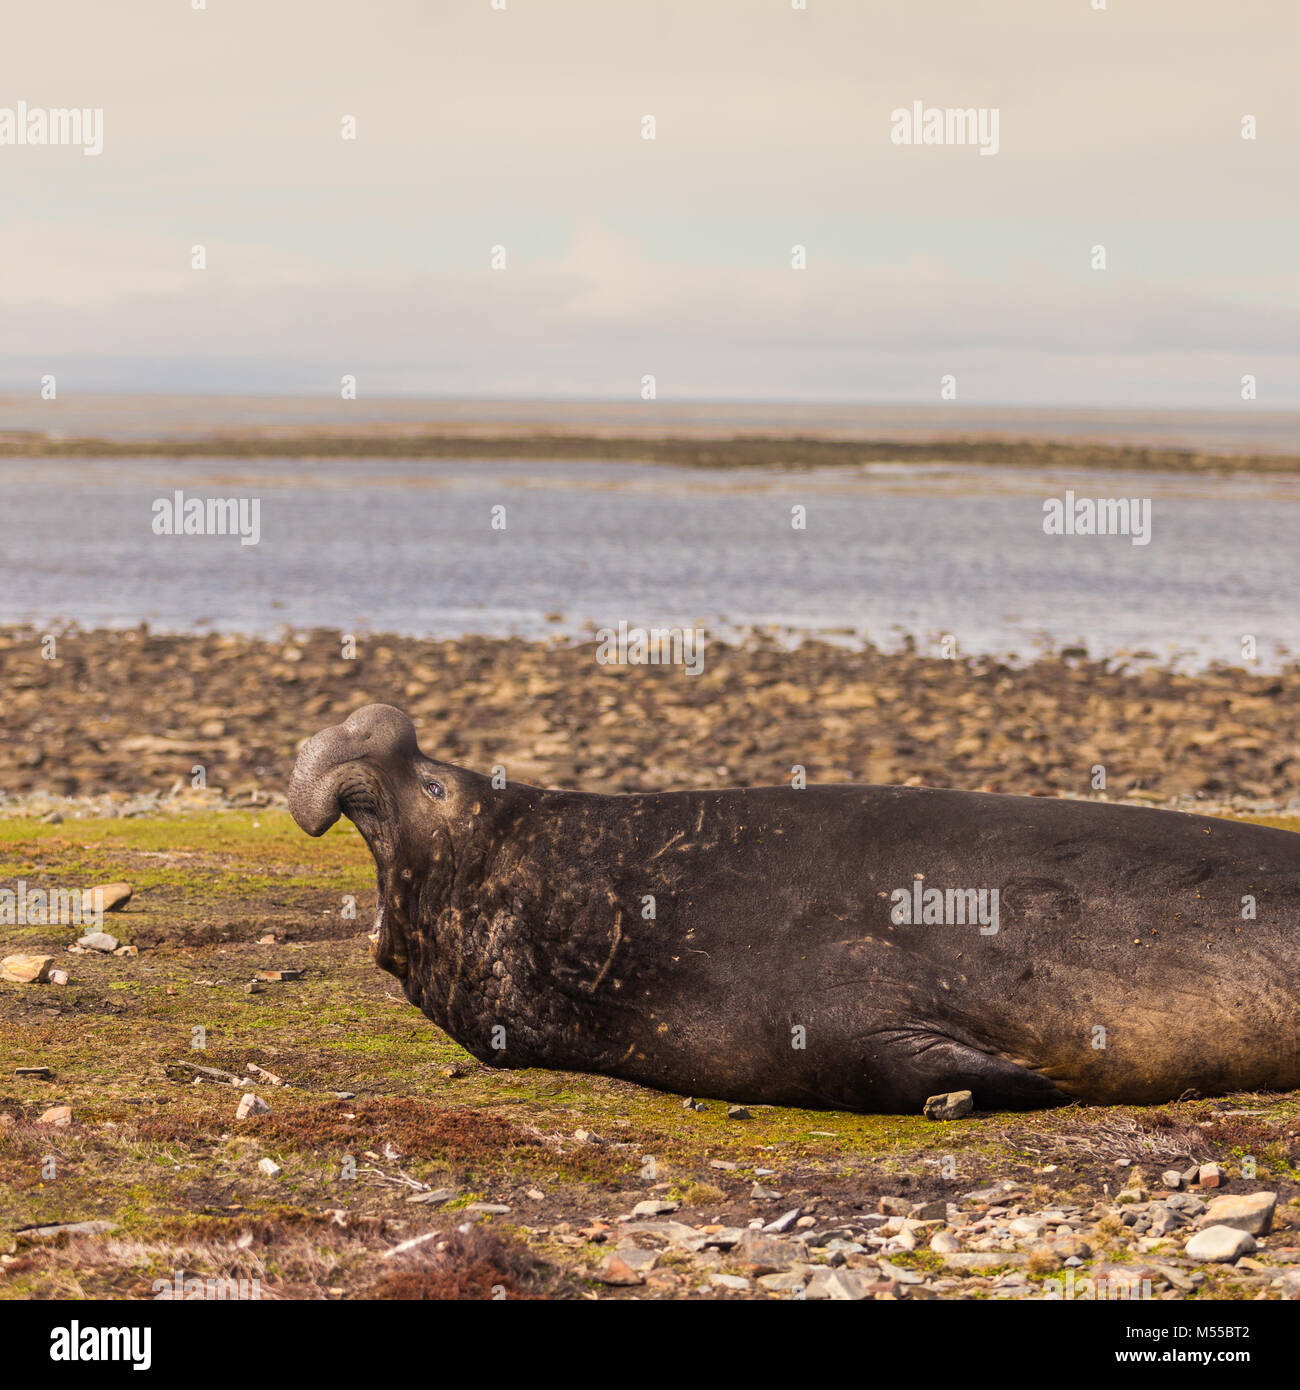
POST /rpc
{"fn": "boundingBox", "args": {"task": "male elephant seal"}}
[289,704,1300,1113]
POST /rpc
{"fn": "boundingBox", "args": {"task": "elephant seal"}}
[289,704,1300,1113]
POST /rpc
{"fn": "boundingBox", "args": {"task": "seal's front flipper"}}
[864,1029,1071,1112]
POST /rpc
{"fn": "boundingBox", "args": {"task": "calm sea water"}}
[3,456,1298,669]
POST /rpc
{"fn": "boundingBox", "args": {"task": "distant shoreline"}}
[4,429,1300,474]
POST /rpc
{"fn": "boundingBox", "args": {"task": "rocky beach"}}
[3,624,1299,811]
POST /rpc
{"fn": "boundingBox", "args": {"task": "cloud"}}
[2,0,1297,402]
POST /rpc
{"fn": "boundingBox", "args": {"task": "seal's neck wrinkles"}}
[371,821,468,1001]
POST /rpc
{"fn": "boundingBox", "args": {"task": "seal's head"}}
[288,703,468,990]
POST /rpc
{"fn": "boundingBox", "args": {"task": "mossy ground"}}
[2,810,1298,1299]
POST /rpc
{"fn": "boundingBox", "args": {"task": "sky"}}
[2,0,1298,407]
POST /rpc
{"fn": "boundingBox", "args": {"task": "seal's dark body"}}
[289,706,1300,1112]
[385,779,1300,1111]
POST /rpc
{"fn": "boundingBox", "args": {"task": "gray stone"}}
[807,1268,875,1300]
[923,1089,973,1121]
[962,1181,1024,1204]
[75,932,118,953]
[1198,1192,1276,1237]
[612,1245,658,1273]
[1149,1262,1195,1292]
[1147,1206,1181,1238]
[631,1199,679,1217]
[407,1187,457,1205]
[699,1226,744,1249]
[1184,1225,1256,1263]
[597,1253,645,1285]
[732,1230,793,1275]
[944,1251,1030,1269]
[20,1219,115,1238]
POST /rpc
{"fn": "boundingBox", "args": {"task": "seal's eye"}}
[420,776,445,801]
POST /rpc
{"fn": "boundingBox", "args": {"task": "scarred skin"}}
[289,704,1300,1113]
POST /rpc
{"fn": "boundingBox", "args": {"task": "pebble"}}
[74,932,118,953]
[1197,1163,1225,1189]
[598,1253,645,1286]
[1198,1192,1276,1237]
[612,1246,658,1273]
[80,882,132,914]
[21,1219,114,1238]
[0,954,55,983]
[1185,1225,1257,1263]
[235,1093,270,1119]
[1047,1234,1094,1260]
[257,1157,282,1178]
[631,1199,679,1217]
[875,1260,924,1285]
[806,1268,874,1300]
[732,1231,792,1275]
[923,1089,973,1121]
[944,1251,1029,1269]
[962,1182,1023,1203]
[36,1104,72,1126]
